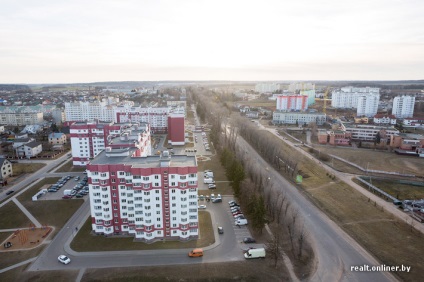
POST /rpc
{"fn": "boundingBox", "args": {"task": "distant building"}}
[403,117,424,127]
[64,98,133,122]
[392,95,415,118]
[331,87,380,117]
[273,112,326,125]
[288,83,316,105]
[167,114,185,146]
[0,105,54,126]
[373,114,396,125]
[255,83,280,93]
[48,132,67,145]
[275,95,308,111]
[22,141,43,159]
[317,129,351,146]
[115,107,170,134]
[390,133,424,151]
[246,111,259,119]
[0,158,12,185]
[342,124,399,142]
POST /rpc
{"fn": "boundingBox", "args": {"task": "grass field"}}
[12,163,46,175]
[71,211,214,251]
[268,131,424,282]
[316,146,424,177]
[355,178,424,201]
[197,154,234,197]
[55,160,86,173]
[0,201,32,229]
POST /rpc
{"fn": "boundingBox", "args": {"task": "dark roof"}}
[0,158,9,167]
[24,141,42,148]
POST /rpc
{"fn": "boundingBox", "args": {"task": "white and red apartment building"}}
[114,106,170,134]
[70,121,151,166]
[276,95,308,111]
[87,148,199,242]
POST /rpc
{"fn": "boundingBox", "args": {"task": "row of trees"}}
[190,88,314,272]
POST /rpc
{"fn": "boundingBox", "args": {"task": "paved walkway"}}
[0,257,37,274]
[12,198,42,228]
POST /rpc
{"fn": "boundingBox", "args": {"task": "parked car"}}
[208,184,216,189]
[218,226,224,234]
[212,198,222,203]
[6,190,14,195]
[58,255,71,265]
[243,237,256,244]
[198,205,207,209]
[62,195,72,199]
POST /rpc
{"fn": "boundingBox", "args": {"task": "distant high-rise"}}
[392,95,415,118]
[275,95,308,111]
[331,87,380,117]
[255,83,280,93]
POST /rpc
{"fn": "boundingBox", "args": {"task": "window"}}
[154,175,159,179]
[143,176,149,181]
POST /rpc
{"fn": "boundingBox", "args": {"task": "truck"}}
[244,248,266,259]
[204,178,215,184]
[63,189,72,196]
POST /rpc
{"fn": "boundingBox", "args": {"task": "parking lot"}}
[36,173,89,201]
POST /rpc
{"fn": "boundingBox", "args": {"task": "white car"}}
[58,255,71,265]
[198,205,207,209]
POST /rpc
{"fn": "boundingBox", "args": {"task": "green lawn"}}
[71,211,214,251]
[55,160,86,172]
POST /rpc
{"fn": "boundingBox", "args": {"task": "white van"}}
[244,248,266,259]
[204,171,214,178]
[235,218,248,225]
[204,178,215,184]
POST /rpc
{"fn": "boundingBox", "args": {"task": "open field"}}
[315,146,424,177]
[71,211,214,252]
[0,245,44,269]
[356,178,424,201]
[266,131,424,282]
[11,163,46,175]
[81,261,287,282]
[0,201,32,229]
[55,160,86,173]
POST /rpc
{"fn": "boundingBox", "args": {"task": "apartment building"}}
[114,107,170,134]
[392,95,415,118]
[273,111,326,125]
[275,95,308,111]
[331,87,380,117]
[255,83,280,93]
[167,114,185,146]
[48,132,67,145]
[86,149,198,242]
[70,121,151,166]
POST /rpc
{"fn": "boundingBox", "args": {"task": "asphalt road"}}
[237,128,397,282]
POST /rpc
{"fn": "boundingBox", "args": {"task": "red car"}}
[62,195,72,199]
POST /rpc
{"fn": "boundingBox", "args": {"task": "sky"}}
[0,0,423,83]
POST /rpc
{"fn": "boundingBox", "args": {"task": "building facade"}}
[331,87,380,116]
[64,99,133,122]
[167,114,185,146]
[0,158,13,185]
[115,107,170,134]
[273,111,326,125]
[342,124,399,141]
[255,83,280,93]
[275,95,308,111]
[392,95,415,118]
[70,121,151,166]
[48,132,67,145]
[87,149,199,242]
[373,114,397,125]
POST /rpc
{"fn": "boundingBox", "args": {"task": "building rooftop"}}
[90,148,197,168]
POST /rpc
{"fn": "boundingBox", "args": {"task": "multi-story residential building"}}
[255,83,280,93]
[0,109,43,126]
[70,121,151,166]
[64,98,134,122]
[275,95,308,111]
[86,148,198,242]
[357,95,379,117]
[392,95,415,118]
[288,83,316,105]
[167,114,185,146]
[373,114,397,125]
[331,87,380,117]
[272,111,326,125]
[114,107,170,134]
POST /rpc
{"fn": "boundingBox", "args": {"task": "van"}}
[204,171,214,178]
[235,218,248,226]
[204,178,215,184]
[244,248,266,259]
[188,248,204,257]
